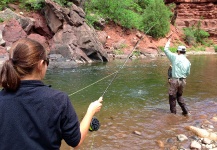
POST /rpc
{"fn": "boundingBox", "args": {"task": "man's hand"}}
[167,32,174,39]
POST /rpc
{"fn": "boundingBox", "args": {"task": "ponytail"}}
[0,59,20,91]
[0,38,47,92]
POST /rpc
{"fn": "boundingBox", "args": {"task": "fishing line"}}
[87,24,158,150]
[68,23,156,97]
[68,71,118,97]
[101,23,156,97]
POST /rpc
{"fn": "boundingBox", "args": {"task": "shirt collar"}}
[20,80,47,87]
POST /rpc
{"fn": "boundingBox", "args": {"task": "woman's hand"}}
[75,97,103,148]
[87,97,103,115]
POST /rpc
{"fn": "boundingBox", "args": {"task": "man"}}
[164,38,191,116]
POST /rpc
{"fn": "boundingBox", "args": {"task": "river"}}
[44,54,217,150]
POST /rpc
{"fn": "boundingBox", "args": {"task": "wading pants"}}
[168,78,189,114]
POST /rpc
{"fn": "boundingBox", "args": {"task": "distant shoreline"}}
[0,51,216,69]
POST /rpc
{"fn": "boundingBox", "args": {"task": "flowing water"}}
[44,55,217,150]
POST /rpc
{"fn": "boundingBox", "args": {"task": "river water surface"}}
[44,55,217,150]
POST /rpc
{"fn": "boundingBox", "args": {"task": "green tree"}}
[137,0,154,9]
[142,0,171,38]
[85,0,143,29]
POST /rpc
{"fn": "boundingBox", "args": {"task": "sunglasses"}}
[44,57,49,66]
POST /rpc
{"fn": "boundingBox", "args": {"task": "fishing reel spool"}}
[89,117,100,132]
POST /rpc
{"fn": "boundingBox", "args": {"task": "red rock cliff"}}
[165,0,217,42]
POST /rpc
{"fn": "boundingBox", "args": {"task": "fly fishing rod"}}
[89,24,157,132]
[101,23,157,98]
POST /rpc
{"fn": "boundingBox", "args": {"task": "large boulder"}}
[27,12,53,39]
[45,0,108,63]
[0,0,108,65]
[0,8,34,34]
[2,19,27,46]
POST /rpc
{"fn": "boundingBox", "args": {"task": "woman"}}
[0,38,103,149]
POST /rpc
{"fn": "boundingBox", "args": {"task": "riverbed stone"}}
[190,141,202,150]
[133,130,141,136]
[202,137,212,144]
[177,134,188,141]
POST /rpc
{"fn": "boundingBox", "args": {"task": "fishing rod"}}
[89,24,157,132]
[101,23,157,98]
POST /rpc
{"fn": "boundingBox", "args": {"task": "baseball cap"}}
[177,46,186,52]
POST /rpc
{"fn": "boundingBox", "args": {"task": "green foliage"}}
[159,46,177,53]
[0,18,4,23]
[0,0,15,10]
[132,50,140,57]
[19,0,44,10]
[85,0,171,38]
[0,0,71,11]
[214,45,217,52]
[142,0,171,38]
[183,27,196,46]
[183,20,210,46]
[168,47,177,53]
[137,0,154,9]
[114,49,124,55]
[85,0,144,29]
[167,3,176,10]
[53,0,72,7]
[158,46,164,51]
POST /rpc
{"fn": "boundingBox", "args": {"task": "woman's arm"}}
[74,97,103,148]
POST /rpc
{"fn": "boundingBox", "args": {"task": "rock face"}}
[166,0,217,42]
[0,0,108,66]
[45,0,108,63]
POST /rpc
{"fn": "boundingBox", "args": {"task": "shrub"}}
[0,0,15,10]
[138,0,154,9]
[132,50,140,57]
[1,0,71,11]
[183,20,209,45]
[0,18,4,23]
[214,45,217,52]
[85,0,144,29]
[142,0,171,38]
[114,49,124,55]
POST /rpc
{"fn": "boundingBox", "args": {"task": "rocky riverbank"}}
[155,114,217,150]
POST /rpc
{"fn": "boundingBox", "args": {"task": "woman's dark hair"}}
[0,38,47,91]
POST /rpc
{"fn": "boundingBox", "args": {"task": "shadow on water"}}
[44,55,217,150]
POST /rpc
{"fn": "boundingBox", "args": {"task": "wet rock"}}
[205,144,213,149]
[190,135,200,141]
[211,117,217,122]
[186,126,217,141]
[133,130,141,136]
[114,133,127,138]
[177,134,188,141]
[156,140,164,148]
[167,138,174,143]
[202,138,212,144]
[190,140,201,150]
